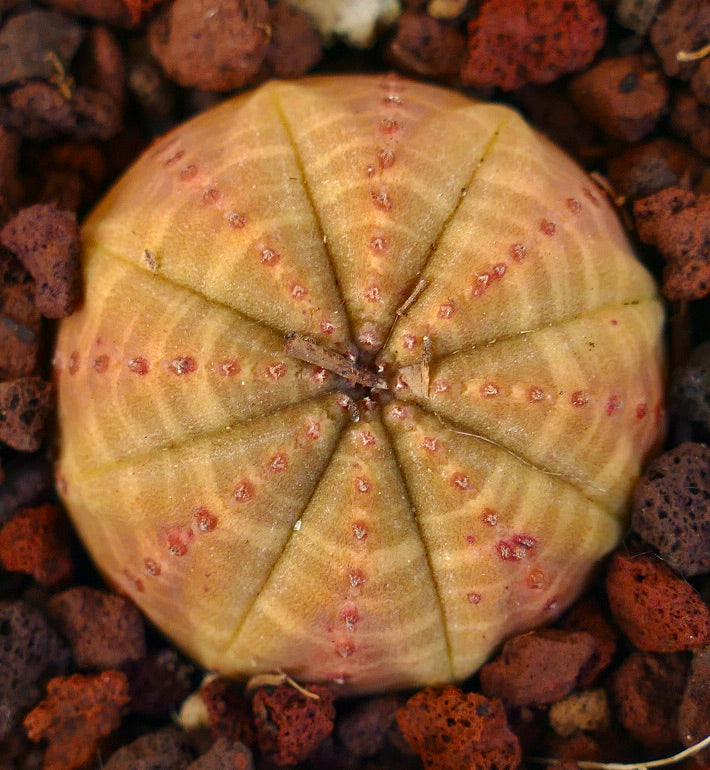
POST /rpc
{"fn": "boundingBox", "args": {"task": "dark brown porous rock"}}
[606,550,710,651]
[0,377,53,452]
[0,504,74,588]
[124,648,193,717]
[4,81,123,142]
[461,0,606,91]
[479,629,598,707]
[251,683,335,766]
[650,0,710,90]
[633,186,710,301]
[672,89,710,158]
[569,54,669,143]
[23,670,131,770]
[48,586,147,670]
[0,457,52,526]
[78,25,126,108]
[0,10,85,86]
[337,694,406,758]
[0,600,70,741]
[0,126,22,214]
[678,645,710,756]
[262,1,322,79]
[0,253,41,380]
[148,0,272,91]
[1,203,80,318]
[200,676,255,746]
[41,0,140,27]
[607,138,704,201]
[610,651,688,751]
[396,686,521,770]
[387,9,466,81]
[631,442,710,576]
[188,737,254,770]
[103,726,193,769]
[561,597,618,686]
[671,343,710,433]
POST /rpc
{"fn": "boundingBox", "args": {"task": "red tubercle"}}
[127,356,150,375]
[528,386,545,402]
[571,390,589,407]
[466,535,476,545]
[379,117,400,134]
[480,382,499,398]
[527,567,546,589]
[340,603,360,631]
[364,286,381,303]
[306,421,321,440]
[377,148,396,168]
[467,592,482,604]
[194,507,217,532]
[402,334,418,351]
[168,356,197,375]
[636,403,648,419]
[144,558,161,576]
[179,164,198,181]
[259,247,280,266]
[421,436,438,453]
[319,319,336,335]
[611,318,618,326]
[90,355,108,373]
[335,641,355,658]
[451,472,472,491]
[432,380,450,394]
[265,362,287,381]
[355,476,372,493]
[311,367,329,384]
[167,529,193,557]
[481,508,498,526]
[215,359,240,377]
[227,210,247,229]
[290,284,308,299]
[583,187,601,207]
[370,188,393,212]
[510,243,527,262]
[202,188,221,204]
[164,149,184,166]
[369,235,387,252]
[351,521,368,541]
[123,568,145,593]
[438,302,455,319]
[540,219,556,236]
[68,351,79,375]
[358,430,377,447]
[472,273,490,297]
[606,394,622,416]
[348,569,366,588]
[232,481,254,503]
[268,453,288,473]
[566,197,582,214]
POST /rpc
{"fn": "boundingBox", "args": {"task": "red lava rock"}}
[0,600,70,741]
[678,645,710,756]
[200,676,255,746]
[103,726,192,769]
[0,10,85,86]
[672,89,710,158]
[1,204,81,319]
[251,683,335,766]
[461,0,606,91]
[607,137,704,201]
[631,442,710,576]
[148,0,272,91]
[633,186,710,301]
[0,254,41,380]
[610,651,688,751]
[0,377,54,452]
[671,343,710,433]
[42,0,140,27]
[23,670,131,770]
[569,54,669,143]
[395,686,521,770]
[479,629,598,707]
[34,141,109,212]
[561,597,618,686]
[337,694,406,758]
[262,1,322,79]
[606,550,710,652]
[188,737,254,770]
[124,648,193,717]
[387,9,467,82]
[47,586,147,670]
[650,0,710,94]
[0,504,74,588]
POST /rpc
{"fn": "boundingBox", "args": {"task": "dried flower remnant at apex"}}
[54,74,665,696]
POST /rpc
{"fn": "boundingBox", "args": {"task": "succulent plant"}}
[54,75,665,695]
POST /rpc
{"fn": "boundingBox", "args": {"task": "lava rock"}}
[670,344,710,433]
[103,726,193,769]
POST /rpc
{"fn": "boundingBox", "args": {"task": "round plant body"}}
[54,75,665,695]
